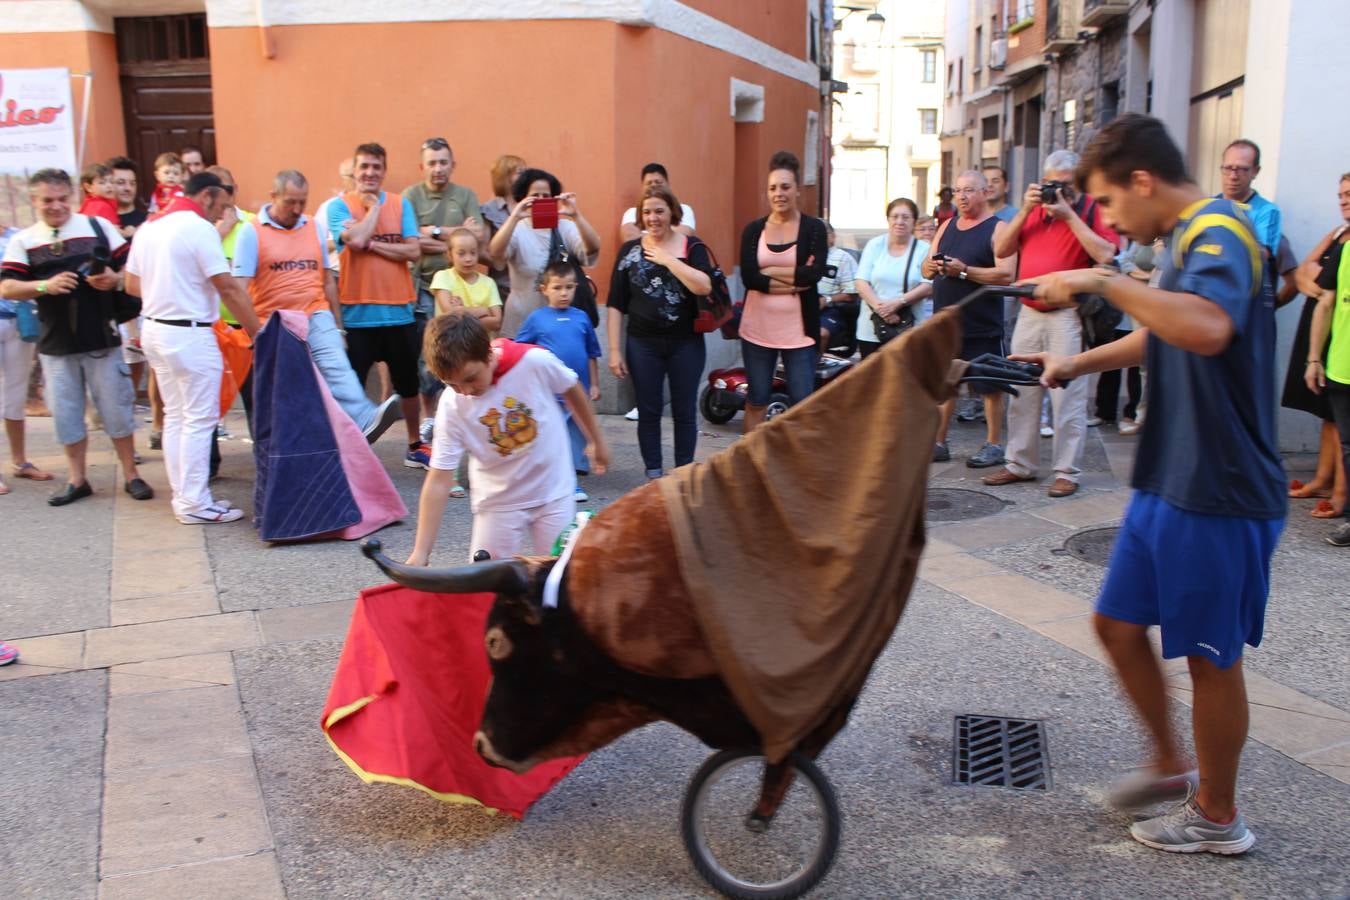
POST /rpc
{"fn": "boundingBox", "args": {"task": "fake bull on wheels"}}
[329,290,1040,898]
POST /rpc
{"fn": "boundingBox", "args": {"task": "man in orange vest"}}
[324,143,424,466]
[232,169,401,442]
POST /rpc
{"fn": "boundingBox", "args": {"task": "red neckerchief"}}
[148,195,207,222]
[490,338,536,384]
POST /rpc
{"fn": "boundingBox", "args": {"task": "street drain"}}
[952,715,1050,790]
[1062,526,1121,567]
[926,488,1005,522]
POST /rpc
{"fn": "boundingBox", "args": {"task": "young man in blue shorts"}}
[1015,113,1285,855]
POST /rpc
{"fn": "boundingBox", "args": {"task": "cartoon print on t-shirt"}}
[479,397,538,456]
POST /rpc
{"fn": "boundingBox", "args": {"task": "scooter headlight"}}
[713,378,728,390]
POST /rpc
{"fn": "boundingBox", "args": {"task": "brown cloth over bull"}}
[510,309,965,766]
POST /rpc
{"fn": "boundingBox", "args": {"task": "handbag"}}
[1072,200,1123,346]
[870,240,918,345]
[687,238,735,334]
[548,227,599,327]
[14,300,40,342]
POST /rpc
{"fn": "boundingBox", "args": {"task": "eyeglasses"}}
[1220,165,1253,175]
[422,137,449,151]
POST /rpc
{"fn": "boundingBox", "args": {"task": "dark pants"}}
[1329,381,1350,520]
[626,334,705,472]
[741,338,816,406]
[858,339,881,360]
[1096,329,1141,422]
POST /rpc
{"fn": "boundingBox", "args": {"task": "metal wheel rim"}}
[764,401,790,420]
[688,754,829,893]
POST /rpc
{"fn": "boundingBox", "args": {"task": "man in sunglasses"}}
[402,137,485,453]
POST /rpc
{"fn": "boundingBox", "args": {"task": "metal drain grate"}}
[952,715,1051,790]
[1061,526,1121,567]
[926,488,1006,522]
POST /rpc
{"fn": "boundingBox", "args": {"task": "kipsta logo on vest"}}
[0,74,67,128]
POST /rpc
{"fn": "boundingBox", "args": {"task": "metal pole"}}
[76,71,92,169]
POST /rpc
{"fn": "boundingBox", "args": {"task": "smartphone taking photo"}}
[531,197,559,230]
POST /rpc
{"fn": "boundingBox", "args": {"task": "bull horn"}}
[360,540,530,595]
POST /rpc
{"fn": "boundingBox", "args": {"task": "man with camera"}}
[0,168,153,506]
[982,150,1119,498]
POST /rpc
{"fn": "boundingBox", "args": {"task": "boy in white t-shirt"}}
[406,313,610,564]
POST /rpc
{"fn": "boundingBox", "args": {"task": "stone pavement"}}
[3,405,1348,899]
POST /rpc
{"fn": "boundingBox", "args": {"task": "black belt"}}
[146,316,214,327]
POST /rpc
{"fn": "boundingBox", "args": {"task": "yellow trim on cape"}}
[322,695,503,816]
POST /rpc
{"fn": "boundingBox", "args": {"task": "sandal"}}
[1312,499,1345,519]
[449,484,468,499]
[12,461,54,482]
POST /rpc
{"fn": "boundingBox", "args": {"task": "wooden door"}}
[115,14,214,204]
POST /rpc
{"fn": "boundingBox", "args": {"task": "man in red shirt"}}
[983,150,1120,498]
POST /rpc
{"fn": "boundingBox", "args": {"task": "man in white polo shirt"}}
[125,172,260,524]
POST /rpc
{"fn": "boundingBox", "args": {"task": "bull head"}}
[361,540,611,774]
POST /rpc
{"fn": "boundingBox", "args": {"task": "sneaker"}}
[216,422,232,439]
[931,442,950,463]
[645,468,665,480]
[574,486,590,502]
[1086,416,1104,427]
[1328,522,1350,548]
[967,442,1005,468]
[363,395,403,445]
[149,431,162,450]
[1039,425,1055,438]
[625,407,640,421]
[418,416,435,445]
[955,397,980,422]
[1130,799,1255,855]
[0,641,18,666]
[1118,418,1141,435]
[133,451,143,464]
[404,443,432,469]
[177,503,245,525]
[1109,766,1199,811]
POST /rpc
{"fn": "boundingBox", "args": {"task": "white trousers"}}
[1005,305,1087,481]
[467,494,576,563]
[0,318,34,420]
[142,321,222,517]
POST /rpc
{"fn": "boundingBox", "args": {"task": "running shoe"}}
[178,503,245,525]
[404,443,432,469]
[1108,767,1199,811]
[931,442,951,463]
[967,442,1005,468]
[0,641,18,666]
[418,416,435,445]
[1130,799,1255,855]
[574,486,589,503]
[362,395,403,445]
[1327,522,1350,548]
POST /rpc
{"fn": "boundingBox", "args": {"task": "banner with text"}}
[1,68,77,233]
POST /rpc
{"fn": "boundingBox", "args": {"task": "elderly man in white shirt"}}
[125,172,260,524]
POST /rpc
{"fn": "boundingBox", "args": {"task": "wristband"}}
[37,280,47,294]
[1307,359,1323,365]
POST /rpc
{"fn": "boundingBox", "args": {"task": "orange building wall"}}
[0,30,125,168]
[680,0,808,60]
[211,19,820,291]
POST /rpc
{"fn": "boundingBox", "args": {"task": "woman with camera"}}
[737,151,829,434]
[1300,172,1350,547]
[488,167,600,337]
[854,197,933,360]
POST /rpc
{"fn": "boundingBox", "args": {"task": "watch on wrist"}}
[958,269,968,281]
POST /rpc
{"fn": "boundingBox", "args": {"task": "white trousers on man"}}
[1005,305,1087,482]
[142,320,222,518]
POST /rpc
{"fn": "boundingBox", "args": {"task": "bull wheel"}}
[680,749,841,900]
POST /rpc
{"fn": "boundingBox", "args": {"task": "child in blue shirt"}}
[516,261,602,500]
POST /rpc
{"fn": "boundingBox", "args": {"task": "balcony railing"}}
[1045,0,1081,52]
[1081,0,1129,27]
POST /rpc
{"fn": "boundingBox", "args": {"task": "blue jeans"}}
[740,339,816,407]
[307,310,377,430]
[626,334,706,472]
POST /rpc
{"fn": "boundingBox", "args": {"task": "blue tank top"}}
[932,215,1002,338]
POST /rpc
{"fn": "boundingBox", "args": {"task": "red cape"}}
[322,584,584,819]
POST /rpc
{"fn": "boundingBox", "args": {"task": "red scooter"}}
[700,354,855,424]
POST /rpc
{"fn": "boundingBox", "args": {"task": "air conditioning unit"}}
[990,38,1007,70]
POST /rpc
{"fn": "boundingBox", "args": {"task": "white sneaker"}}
[418,416,435,445]
[624,407,639,421]
[1086,416,1104,427]
[1118,418,1141,435]
[574,487,590,502]
[1039,425,1054,438]
[178,503,245,525]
